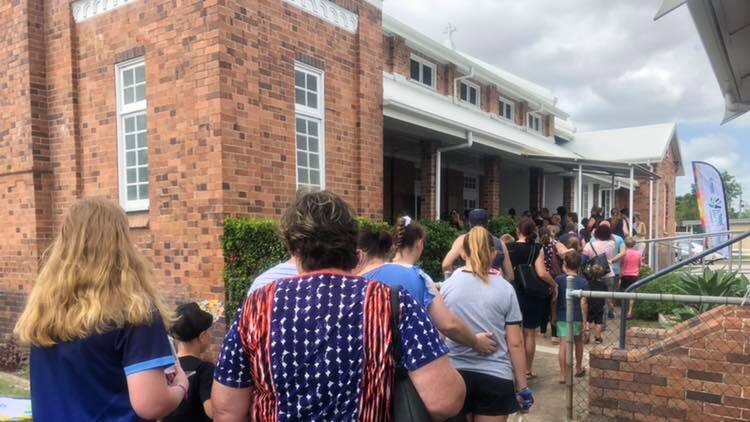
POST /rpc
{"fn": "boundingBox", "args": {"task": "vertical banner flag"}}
[693,161,731,257]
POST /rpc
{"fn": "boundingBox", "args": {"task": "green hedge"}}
[632,269,684,321]
[222,217,462,320]
[488,216,517,239]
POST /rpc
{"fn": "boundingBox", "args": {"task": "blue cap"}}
[468,209,489,227]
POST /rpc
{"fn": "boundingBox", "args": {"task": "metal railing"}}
[639,230,747,273]
[620,230,750,348]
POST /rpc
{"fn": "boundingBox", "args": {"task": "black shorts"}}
[520,295,546,329]
[587,309,603,324]
[620,276,638,291]
[457,370,520,416]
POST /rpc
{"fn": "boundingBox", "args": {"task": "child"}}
[164,303,215,422]
[586,266,607,344]
[555,251,589,383]
[14,198,187,422]
[620,237,643,320]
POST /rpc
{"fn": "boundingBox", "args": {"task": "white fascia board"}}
[382,14,569,119]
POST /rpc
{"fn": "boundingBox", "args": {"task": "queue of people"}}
[14,193,645,421]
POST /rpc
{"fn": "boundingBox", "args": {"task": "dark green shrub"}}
[223,218,287,321]
[357,217,392,233]
[488,216,517,238]
[632,272,684,320]
[418,220,462,282]
[671,269,749,321]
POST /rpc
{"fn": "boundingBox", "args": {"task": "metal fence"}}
[563,285,750,422]
[641,230,749,274]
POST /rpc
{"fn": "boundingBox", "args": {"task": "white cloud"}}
[383,0,725,130]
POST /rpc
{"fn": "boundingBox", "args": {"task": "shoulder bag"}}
[390,286,432,422]
[584,242,611,278]
[515,244,550,298]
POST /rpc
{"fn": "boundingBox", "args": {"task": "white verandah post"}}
[629,166,635,235]
[578,164,583,220]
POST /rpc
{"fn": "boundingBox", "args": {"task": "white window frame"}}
[409,54,437,90]
[459,80,481,108]
[498,95,515,121]
[463,175,479,212]
[527,112,543,134]
[116,57,149,212]
[294,62,326,191]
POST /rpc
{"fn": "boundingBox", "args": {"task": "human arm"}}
[534,252,555,287]
[500,241,514,282]
[127,366,187,419]
[212,383,251,422]
[581,297,589,328]
[611,240,626,263]
[428,290,497,355]
[554,240,569,257]
[399,289,465,420]
[441,236,464,273]
[506,324,528,391]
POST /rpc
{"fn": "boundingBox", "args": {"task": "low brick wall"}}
[589,306,750,421]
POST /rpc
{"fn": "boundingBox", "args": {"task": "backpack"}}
[584,242,610,280]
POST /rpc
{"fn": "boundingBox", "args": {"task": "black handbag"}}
[389,286,432,422]
[516,244,550,298]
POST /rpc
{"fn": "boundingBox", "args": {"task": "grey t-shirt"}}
[247,261,298,296]
[441,269,523,381]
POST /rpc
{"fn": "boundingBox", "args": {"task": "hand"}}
[552,287,559,302]
[517,387,534,411]
[169,361,189,392]
[473,332,497,355]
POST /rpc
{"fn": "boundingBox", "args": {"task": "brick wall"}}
[631,139,679,238]
[588,305,750,421]
[0,0,383,345]
[480,156,502,217]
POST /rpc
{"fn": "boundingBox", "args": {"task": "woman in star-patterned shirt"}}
[212,191,466,422]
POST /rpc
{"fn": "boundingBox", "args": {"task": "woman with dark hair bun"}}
[507,217,555,379]
[213,192,466,421]
[357,221,498,356]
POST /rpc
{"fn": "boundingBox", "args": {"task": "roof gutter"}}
[436,131,474,220]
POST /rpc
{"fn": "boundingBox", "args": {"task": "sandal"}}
[575,369,587,378]
[558,379,567,384]
[526,372,537,380]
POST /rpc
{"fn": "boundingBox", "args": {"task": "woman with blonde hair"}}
[15,198,188,421]
[442,227,534,421]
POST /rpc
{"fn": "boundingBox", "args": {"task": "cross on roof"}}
[444,23,457,49]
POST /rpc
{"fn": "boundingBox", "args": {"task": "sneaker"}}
[607,309,615,320]
[595,337,603,344]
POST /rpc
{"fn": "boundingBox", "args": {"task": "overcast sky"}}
[384,0,750,201]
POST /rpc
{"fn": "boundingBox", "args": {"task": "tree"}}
[675,192,699,223]
[720,171,743,218]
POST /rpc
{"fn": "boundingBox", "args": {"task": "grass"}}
[0,372,29,398]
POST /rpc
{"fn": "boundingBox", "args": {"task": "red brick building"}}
[0,0,681,338]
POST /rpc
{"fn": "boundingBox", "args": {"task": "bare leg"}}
[558,339,567,382]
[524,328,536,376]
[575,335,584,373]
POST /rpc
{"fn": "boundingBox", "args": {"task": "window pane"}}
[528,115,532,127]
[309,170,320,186]
[139,184,149,200]
[127,185,138,201]
[309,153,319,169]
[125,116,135,133]
[126,168,137,184]
[460,83,467,100]
[136,114,146,131]
[295,88,306,106]
[126,134,136,149]
[469,87,477,105]
[138,167,148,183]
[126,151,136,166]
[410,60,421,80]
[137,133,147,148]
[506,104,512,118]
[297,151,308,167]
[137,149,148,165]
[135,84,146,102]
[423,66,433,86]
[296,118,307,134]
[298,168,309,184]
[307,93,317,109]
[123,69,134,87]
[135,65,145,83]
[308,136,319,153]
[296,135,307,150]
[307,120,318,136]
[124,87,134,104]
[295,70,305,88]
[306,74,317,93]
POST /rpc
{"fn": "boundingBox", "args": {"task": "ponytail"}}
[463,227,494,284]
[393,216,425,253]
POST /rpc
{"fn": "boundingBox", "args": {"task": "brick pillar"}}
[480,156,502,217]
[420,141,438,220]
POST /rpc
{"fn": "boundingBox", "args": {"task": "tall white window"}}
[409,55,436,89]
[498,96,514,121]
[459,80,480,107]
[116,58,148,211]
[295,63,325,191]
[464,175,478,212]
[528,113,543,134]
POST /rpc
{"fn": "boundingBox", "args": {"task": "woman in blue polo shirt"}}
[14,198,188,422]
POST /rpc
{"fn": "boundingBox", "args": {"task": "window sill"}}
[127,211,149,229]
